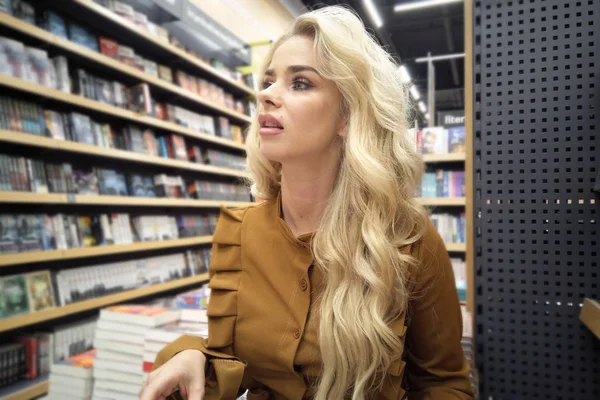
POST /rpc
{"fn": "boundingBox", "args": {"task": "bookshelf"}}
[67,0,255,97]
[422,152,466,163]
[445,243,467,252]
[0,131,247,178]
[0,236,213,267]
[0,74,251,143]
[0,273,210,333]
[0,192,253,208]
[417,197,466,207]
[0,13,252,127]
[0,377,49,400]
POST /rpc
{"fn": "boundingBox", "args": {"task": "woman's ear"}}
[338,118,348,137]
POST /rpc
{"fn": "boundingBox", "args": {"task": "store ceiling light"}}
[394,0,463,13]
[409,85,421,100]
[399,65,411,83]
[418,101,427,113]
[362,0,384,28]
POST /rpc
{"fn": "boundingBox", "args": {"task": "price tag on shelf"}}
[67,193,76,203]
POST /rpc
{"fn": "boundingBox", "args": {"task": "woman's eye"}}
[291,78,312,91]
[261,81,273,90]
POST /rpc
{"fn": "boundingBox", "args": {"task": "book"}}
[50,349,96,379]
[44,110,66,139]
[98,37,119,59]
[25,46,51,87]
[421,127,448,154]
[157,65,172,82]
[0,273,30,319]
[127,83,152,114]
[17,214,44,252]
[94,77,114,105]
[99,305,180,327]
[13,335,37,379]
[51,56,70,92]
[170,135,187,160]
[73,167,99,195]
[448,126,466,153]
[25,270,55,312]
[0,343,26,387]
[12,0,35,24]
[77,216,96,247]
[39,10,68,39]
[0,35,27,79]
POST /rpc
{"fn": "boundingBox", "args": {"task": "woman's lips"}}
[259,127,283,136]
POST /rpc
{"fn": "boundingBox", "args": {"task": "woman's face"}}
[257,35,345,164]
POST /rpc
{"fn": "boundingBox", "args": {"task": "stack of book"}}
[142,288,210,381]
[46,349,96,400]
[460,305,479,397]
[92,305,180,400]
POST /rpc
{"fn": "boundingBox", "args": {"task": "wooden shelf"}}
[0,131,248,179]
[0,192,254,208]
[0,273,209,333]
[0,236,213,268]
[0,377,48,400]
[0,74,250,148]
[0,13,252,131]
[417,197,466,206]
[445,243,467,252]
[580,298,600,340]
[422,153,466,163]
[71,0,255,97]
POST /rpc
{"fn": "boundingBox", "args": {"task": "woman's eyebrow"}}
[264,65,320,77]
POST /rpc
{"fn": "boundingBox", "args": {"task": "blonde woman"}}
[140,6,473,400]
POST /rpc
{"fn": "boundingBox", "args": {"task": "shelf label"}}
[67,193,76,203]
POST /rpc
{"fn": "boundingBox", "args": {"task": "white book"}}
[94,338,143,356]
[96,319,150,336]
[92,386,139,400]
[94,358,143,376]
[143,341,167,353]
[97,348,142,364]
[49,378,93,396]
[94,378,141,395]
[95,329,145,346]
[94,365,144,385]
[99,305,180,327]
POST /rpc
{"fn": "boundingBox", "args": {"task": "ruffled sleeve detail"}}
[206,206,246,350]
[152,206,250,400]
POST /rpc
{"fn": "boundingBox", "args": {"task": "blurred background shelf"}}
[0,273,210,333]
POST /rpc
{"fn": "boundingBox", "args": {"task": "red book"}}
[14,336,38,379]
[98,37,119,59]
[170,135,187,160]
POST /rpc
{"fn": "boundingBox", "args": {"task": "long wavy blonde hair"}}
[245,6,429,399]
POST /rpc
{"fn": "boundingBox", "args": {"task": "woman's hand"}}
[140,349,207,400]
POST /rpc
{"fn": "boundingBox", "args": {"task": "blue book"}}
[442,171,450,198]
[448,126,466,153]
[159,137,169,158]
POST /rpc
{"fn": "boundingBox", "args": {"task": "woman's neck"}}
[280,158,339,237]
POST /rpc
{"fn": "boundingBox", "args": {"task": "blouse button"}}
[294,328,301,339]
[300,278,308,291]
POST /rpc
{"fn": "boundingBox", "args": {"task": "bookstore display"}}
[0,1,253,398]
[0,210,218,255]
[0,150,250,202]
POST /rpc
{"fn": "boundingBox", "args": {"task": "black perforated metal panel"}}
[472,0,600,399]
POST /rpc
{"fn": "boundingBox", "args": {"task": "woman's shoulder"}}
[213,201,273,244]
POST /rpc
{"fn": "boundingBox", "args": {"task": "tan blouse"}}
[152,195,474,399]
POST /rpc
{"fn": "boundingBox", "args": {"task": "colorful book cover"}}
[25,270,55,312]
[73,167,99,195]
[0,273,30,319]
[17,214,43,252]
[448,126,466,153]
[77,216,95,247]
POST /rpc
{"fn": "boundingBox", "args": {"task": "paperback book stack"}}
[92,305,180,400]
[46,349,96,400]
[142,289,210,381]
